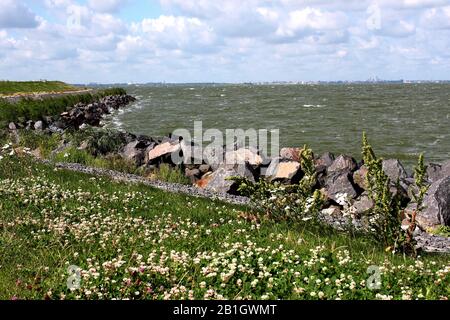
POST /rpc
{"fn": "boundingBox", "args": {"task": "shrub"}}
[18,130,61,158]
[100,154,137,174]
[232,146,324,221]
[53,147,96,165]
[362,132,406,252]
[150,164,190,185]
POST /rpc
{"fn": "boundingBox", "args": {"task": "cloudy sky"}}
[0,0,449,83]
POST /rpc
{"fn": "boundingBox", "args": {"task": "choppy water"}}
[104,84,450,168]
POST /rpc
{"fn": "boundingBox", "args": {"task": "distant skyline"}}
[1,0,450,83]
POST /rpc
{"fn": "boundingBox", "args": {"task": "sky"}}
[0,0,450,83]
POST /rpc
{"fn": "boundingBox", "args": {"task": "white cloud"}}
[0,0,40,29]
[1,0,450,82]
[274,7,347,41]
[420,6,450,29]
[139,15,219,53]
[87,0,127,13]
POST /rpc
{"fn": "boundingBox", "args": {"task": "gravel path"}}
[41,160,450,254]
[44,160,250,206]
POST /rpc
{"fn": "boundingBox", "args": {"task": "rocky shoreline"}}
[5,92,450,253]
[7,93,136,133]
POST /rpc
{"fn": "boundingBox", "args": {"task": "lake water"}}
[104,83,450,168]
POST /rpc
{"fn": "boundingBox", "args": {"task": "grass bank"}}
[0,81,78,96]
[0,154,448,300]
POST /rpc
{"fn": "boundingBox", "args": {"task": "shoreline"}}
[3,92,450,253]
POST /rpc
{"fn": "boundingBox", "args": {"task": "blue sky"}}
[1,0,450,83]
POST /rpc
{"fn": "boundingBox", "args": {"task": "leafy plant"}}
[150,163,190,185]
[232,146,323,221]
[362,132,404,252]
[404,153,430,254]
[427,225,450,238]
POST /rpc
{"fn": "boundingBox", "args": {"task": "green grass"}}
[151,163,191,185]
[0,88,127,124]
[0,155,448,300]
[0,81,78,96]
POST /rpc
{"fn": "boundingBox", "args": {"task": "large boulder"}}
[264,158,302,183]
[353,165,368,190]
[280,147,303,162]
[414,176,450,229]
[180,140,203,165]
[315,152,335,169]
[121,141,145,166]
[426,160,450,183]
[314,152,335,188]
[225,148,263,167]
[382,159,408,182]
[327,155,357,174]
[350,193,374,216]
[325,170,359,203]
[146,141,181,165]
[203,144,225,171]
[198,163,255,194]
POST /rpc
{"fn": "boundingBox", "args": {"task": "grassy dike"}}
[0,154,449,300]
[0,81,79,96]
[0,86,126,125]
[0,83,448,300]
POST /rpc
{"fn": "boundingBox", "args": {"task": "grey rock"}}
[48,124,64,134]
[264,158,302,183]
[25,120,34,130]
[185,168,201,178]
[315,152,335,169]
[199,164,211,174]
[147,141,181,164]
[121,141,145,166]
[353,165,368,190]
[382,159,408,182]
[201,163,255,194]
[325,170,359,202]
[280,147,303,162]
[225,148,263,167]
[34,121,44,131]
[426,160,450,183]
[8,122,17,131]
[180,140,203,165]
[327,155,357,174]
[415,176,450,229]
[351,193,374,216]
[203,144,225,171]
